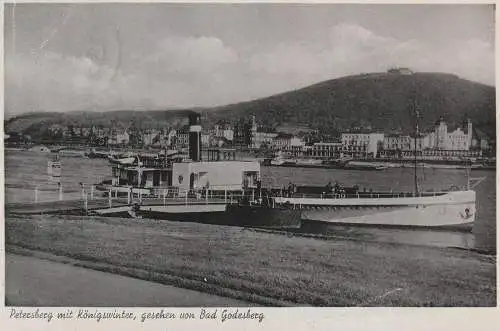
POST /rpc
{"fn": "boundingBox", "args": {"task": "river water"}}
[4,150,496,253]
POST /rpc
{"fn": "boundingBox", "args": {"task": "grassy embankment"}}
[5,214,496,306]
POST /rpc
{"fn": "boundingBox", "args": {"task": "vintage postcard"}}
[2,1,498,330]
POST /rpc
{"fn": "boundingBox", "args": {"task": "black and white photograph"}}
[4,3,496,308]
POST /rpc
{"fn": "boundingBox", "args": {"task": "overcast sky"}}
[4,3,495,115]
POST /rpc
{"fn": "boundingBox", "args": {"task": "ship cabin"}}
[109,148,261,194]
[106,113,260,196]
[110,152,182,189]
[172,148,261,193]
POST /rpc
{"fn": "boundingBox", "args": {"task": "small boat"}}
[29,145,51,153]
[344,161,388,171]
[270,151,297,166]
[295,159,323,166]
[108,156,136,165]
[58,149,88,158]
[47,154,61,177]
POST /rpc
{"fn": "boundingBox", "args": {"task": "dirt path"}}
[6,254,250,307]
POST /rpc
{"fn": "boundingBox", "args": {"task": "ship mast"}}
[414,109,419,196]
[413,73,419,196]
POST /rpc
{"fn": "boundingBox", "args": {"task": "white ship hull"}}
[273,190,475,230]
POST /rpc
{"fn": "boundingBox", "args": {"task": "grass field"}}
[5,214,496,306]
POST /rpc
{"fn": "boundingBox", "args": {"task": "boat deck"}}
[5,197,229,215]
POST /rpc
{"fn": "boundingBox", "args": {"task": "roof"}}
[342,130,384,135]
[257,127,276,133]
[275,133,294,139]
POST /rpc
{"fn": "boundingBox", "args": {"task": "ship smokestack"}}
[188,113,202,162]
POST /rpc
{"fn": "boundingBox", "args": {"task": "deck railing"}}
[17,182,459,209]
[274,191,449,200]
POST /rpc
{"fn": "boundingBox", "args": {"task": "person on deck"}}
[334,182,341,195]
[287,182,294,198]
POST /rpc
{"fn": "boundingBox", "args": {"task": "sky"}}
[4,3,495,116]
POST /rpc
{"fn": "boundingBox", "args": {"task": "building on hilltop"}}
[387,67,414,75]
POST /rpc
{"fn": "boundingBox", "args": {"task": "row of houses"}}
[303,118,491,159]
[36,117,493,160]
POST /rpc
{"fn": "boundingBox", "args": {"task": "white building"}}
[212,125,234,141]
[311,142,343,159]
[341,132,385,157]
[166,129,177,147]
[143,130,162,146]
[383,134,425,151]
[250,116,278,149]
[108,130,130,146]
[426,118,472,151]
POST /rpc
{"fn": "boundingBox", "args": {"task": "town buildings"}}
[108,130,130,146]
[311,142,343,159]
[9,112,494,160]
[341,132,385,158]
[379,118,479,159]
[250,116,278,149]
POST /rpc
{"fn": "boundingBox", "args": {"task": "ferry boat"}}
[94,113,302,229]
[272,184,479,231]
[93,108,483,231]
[271,89,484,231]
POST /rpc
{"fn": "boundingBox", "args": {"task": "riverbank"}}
[5,214,496,306]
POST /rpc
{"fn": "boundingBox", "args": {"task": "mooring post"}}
[127,189,131,205]
[84,193,88,212]
[224,189,227,203]
[59,183,63,201]
[163,189,166,206]
[108,188,112,208]
[185,190,188,206]
[206,188,208,204]
[252,189,255,202]
[81,184,85,199]
[90,185,94,200]
[34,186,39,203]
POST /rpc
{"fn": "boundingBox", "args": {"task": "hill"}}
[207,72,495,137]
[5,71,496,139]
[5,109,197,137]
